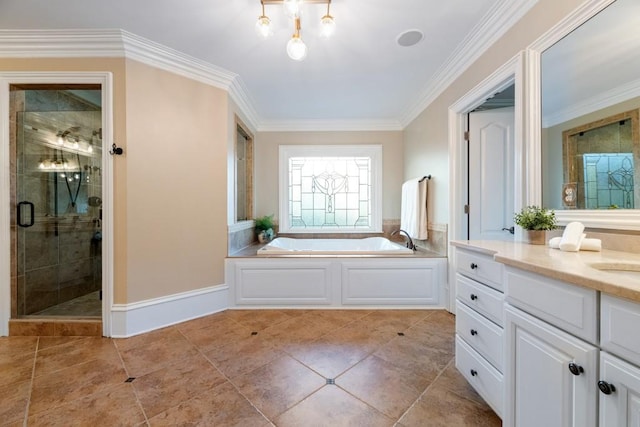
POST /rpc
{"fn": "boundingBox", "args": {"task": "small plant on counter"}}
[254,214,275,242]
[514,205,557,231]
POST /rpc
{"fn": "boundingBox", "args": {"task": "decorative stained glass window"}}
[583,153,635,209]
[279,145,382,233]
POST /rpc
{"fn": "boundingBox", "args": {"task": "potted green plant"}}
[254,214,275,243]
[514,205,557,244]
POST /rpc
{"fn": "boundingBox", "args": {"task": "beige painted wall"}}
[254,131,404,221]
[124,59,228,302]
[403,0,585,229]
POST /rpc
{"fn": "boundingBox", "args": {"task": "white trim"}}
[0,79,9,336]
[527,0,640,230]
[0,29,261,132]
[447,52,524,313]
[258,119,404,132]
[0,71,113,336]
[278,145,383,234]
[111,284,229,338]
[400,0,538,127]
[542,78,640,128]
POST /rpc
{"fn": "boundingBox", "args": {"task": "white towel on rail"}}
[400,178,428,240]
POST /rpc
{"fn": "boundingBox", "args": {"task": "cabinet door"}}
[504,305,598,427]
[600,352,640,426]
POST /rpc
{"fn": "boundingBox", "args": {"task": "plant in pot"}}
[514,205,557,245]
[254,214,275,243]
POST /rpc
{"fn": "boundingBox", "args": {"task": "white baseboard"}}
[110,284,229,338]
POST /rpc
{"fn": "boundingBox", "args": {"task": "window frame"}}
[278,144,383,234]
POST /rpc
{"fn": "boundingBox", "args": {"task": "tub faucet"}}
[391,229,416,251]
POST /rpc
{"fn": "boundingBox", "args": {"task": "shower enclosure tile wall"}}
[10,88,102,317]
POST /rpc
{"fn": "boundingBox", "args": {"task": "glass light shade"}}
[56,135,64,145]
[255,15,273,39]
[319,15,335,38]
[283,0,302,18]
[286,36,307,61]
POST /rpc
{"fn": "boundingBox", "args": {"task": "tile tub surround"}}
[451,239,640,303]
[0,309,500,426]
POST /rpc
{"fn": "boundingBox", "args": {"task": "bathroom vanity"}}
[452,241,640,427]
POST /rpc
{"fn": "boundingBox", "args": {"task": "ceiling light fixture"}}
[256,0,335,61]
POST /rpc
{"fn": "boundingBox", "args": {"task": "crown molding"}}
[542,78,640,128]
[257,118,404,132]
[399,0,539,128]
[0,29,261,130]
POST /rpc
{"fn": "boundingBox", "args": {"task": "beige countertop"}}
[452,240,640,303]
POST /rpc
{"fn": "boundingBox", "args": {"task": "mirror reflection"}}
[541,0,640,210]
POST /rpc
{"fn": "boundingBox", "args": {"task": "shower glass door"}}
[13,87,103,318]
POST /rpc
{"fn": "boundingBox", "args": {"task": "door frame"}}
[447,52,526,312]
[0,72,114,336]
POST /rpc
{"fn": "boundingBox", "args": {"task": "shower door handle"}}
[17,201,34,227]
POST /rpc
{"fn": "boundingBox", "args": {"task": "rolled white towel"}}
[548,236,561,249]
[580,238,602,252]
[559,222,585,252]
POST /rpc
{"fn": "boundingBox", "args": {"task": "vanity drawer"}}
[505,267,597,344]
[456,335,503,418]
[456,249,504,291]
[456,300,503,371]
[456,273,504,326]
[601,294,640,366]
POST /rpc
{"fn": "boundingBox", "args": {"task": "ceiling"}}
[0,0,534,130]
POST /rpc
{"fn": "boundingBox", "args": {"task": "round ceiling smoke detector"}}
[396,30,424,47]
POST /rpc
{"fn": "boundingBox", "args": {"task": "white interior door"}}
[468,107,515,240]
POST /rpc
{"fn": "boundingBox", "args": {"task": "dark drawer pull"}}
[470,294,478,301]
[470,329,478,336]
[568,362,584,376]
[470,263,478,270]
[598,381,615,395]
[470,369,478,377]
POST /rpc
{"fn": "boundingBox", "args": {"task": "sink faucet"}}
[391,229,416,251]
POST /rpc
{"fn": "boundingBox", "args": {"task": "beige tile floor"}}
[0,309,501,426]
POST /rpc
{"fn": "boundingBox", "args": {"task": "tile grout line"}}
[173,326,275,425]
[112,339,150,425]
[393,356,456,425]
[21,336,40,426]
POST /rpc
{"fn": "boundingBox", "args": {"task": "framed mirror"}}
[536,0,640,229]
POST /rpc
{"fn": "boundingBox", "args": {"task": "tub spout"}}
[391,229,416,251]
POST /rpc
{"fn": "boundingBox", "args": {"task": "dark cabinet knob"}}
[470,294,478,301]
[598,381,616,395]
[470,263,478,270]
[470,369,478,377]
[568,362,584,376]
[470,329,478,336]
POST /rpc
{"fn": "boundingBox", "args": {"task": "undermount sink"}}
[589,262,640,279]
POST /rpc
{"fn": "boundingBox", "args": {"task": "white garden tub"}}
[257,237,413,256]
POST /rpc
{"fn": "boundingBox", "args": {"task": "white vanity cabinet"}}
[504,267,598,427]
[599,294,640,426]
[454,248,505,417]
